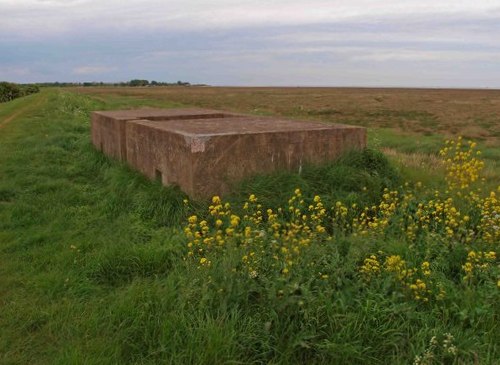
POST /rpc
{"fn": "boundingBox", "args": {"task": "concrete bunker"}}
[91,108,367,198]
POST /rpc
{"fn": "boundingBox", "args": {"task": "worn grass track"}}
[0,92,47,129]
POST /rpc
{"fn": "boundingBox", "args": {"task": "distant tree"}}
[129,79,149,87]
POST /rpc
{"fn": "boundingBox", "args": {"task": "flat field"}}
[0,87,499,364]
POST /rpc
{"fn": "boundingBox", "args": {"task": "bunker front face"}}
[91,108,366,198]
[91,108,240,161]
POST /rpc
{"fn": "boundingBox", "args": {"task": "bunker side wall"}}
[189,126,366,198]
[91,113,130,161]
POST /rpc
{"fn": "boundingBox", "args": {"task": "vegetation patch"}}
[181,137,499,364]
[0,81,39,103]
[0,89,498,364]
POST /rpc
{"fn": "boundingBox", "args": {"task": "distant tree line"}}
[127,79,192,87]
[0,82,40,103]
[37,80,199,87]
[0,80,204,102]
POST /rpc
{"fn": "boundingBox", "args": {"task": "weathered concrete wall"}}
[190,125,365,197]
[91,108,367,198]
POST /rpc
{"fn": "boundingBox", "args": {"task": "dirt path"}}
[0,93,46,130]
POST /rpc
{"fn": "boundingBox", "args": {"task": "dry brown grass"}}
[380,147,442,171]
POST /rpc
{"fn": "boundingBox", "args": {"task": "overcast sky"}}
[1,0,500,87]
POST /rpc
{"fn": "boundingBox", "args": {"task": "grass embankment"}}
[0,89,498,364]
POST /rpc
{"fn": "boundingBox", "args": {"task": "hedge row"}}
[0,82,40,103]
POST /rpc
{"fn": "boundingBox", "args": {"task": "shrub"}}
[0,81,22,102]
[21,84,40,96]
[0,81,40,103]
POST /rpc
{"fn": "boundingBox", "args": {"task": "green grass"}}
[0,89,498,364]
[228,148,400,211]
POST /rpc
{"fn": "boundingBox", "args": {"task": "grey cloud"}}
[1,1,499,87]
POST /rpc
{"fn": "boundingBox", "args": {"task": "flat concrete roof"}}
[131,116,358,137]
[93,108,234,121]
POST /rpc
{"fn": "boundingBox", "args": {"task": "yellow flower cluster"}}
[479,190,500,244]
[182,137,499,301]
[348,138,497,243]
[406,194,466,241]
[440,137,484,191]
[184,195,233,266]
[348,184,480,244]
[359,254,382,280]
[353,189,399,235]
[408,279,431,303]
[359,253,435,302]
[332,201,350,231]
[184,189,330,275]
[462,250,497,281]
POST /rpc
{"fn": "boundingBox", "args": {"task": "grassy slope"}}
[0,90,189,364]
[0,89,498,364]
